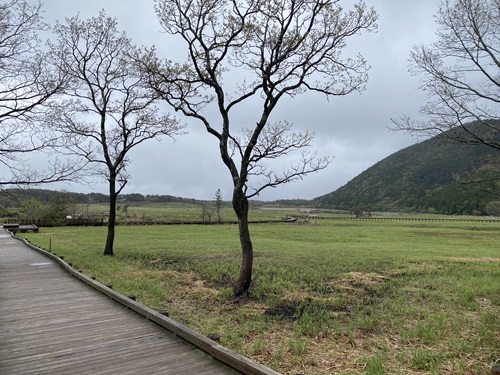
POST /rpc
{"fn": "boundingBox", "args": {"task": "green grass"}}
[67,202,299,223]
[22,219,500,374]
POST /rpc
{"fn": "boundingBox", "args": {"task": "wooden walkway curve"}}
[0,229,277,375]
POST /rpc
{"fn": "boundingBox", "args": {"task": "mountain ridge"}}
[313,122,500,214]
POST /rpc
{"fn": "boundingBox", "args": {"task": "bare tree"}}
[392,0,499,147]
[140,0,378,295]
[0,0,76,185]
[47,12,184,256]
[201,203,213,223]
[214,188,223,223]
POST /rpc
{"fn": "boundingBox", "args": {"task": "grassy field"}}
[59,202,303,223]
[22,218,499,374]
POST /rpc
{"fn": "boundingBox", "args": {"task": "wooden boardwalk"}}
[0,229,243,375]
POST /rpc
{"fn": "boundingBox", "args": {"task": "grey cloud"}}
[36,0,439,201]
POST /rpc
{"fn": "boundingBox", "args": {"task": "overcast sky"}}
[37,0,440,201]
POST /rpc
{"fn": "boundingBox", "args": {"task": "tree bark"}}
[232,190,253,296]
[103,176,116,256]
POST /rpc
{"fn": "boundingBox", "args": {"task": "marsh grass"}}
[72,202,296,223]
[23,219,500,374]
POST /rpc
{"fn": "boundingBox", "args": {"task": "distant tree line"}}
[0,189,201,207]
[1,188,313,210]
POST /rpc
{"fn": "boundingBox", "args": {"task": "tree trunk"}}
[103,177,117,256]
[233,192,253,296]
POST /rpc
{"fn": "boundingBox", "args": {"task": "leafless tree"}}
[214,188,223,223]
[140,0,378,295]
[0,0,76,186]
[392,0,499,147]
[47,12,184,256]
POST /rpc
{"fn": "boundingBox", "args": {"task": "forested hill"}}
[313,123,500,215]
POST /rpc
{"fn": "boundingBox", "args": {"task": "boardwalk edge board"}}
[9,231,282,375]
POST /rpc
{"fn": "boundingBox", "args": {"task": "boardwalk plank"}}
[0,229,241,375]
[5,336,200,374]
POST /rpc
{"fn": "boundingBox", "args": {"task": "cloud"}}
[33,0,440,201]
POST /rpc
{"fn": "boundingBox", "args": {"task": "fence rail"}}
[311,216,500,223]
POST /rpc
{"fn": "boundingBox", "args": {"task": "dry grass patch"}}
[337,271,389,290]
[445,257,500,263]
